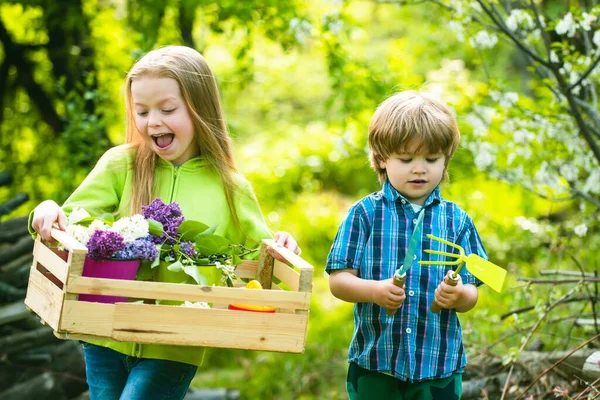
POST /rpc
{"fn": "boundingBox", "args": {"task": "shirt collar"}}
[381,180,442,207]
[157,156,210,170]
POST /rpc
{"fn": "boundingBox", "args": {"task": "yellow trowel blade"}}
[464,254,506,293]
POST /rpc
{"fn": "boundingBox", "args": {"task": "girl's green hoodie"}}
[35,145,272,366]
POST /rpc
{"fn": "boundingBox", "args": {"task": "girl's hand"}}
[31,200,67,241]
[434,271,464,310]
[371,278,406,311]
[268,231,301,262]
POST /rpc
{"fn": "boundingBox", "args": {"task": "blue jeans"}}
[82,342,197,400]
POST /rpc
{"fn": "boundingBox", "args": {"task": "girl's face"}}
[131,76,199,165]
[379,146,446,206]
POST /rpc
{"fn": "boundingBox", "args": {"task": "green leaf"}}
[167,260,184,273]
[75,216,113,227]
[97,213,115,223]
[182,265,208,285]
[232,254,242,265]
[136,262,153,281]
[150,246,161,268]
[178,220,210,241]
[195,225,218,238]
[195,235,230,255]
[147,219,164,236]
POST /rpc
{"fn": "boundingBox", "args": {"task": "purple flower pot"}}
[80,258,141,303]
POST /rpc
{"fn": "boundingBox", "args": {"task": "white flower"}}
[574,224,588,237]
[506,9,534,31]
[550,51,559,63]
[560,164,578,181]
[66,207,90,225]
[289,18,312,45]
[474,143,496,170]
[580,12,597,31]
[448,21,465,42]
[593,30,600,48]
[555,12,577,38]
[66,224,93,246]
[469,30,498,49]
[89,219,109,231]
[179,301,211,309]
[111,214,149,243]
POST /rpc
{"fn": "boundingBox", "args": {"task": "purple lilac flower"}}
[142,198,185,244]
[87,230,126,260]
[114,237,158,261]
[180,241,196,258]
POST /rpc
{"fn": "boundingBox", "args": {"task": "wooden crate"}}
[24,229,313,353]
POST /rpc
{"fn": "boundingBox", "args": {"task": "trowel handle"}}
[386,273,406,316]
[431,271,459,314]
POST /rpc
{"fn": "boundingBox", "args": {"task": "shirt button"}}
[413,219,418,224]
[406,328,412,334]
[408,290,415,296]
[401,199,406,204]
[413,255,417,260]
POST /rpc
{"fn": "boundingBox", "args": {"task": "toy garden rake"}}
[418,234,507,313]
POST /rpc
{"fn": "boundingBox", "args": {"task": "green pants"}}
[346,363,462,400]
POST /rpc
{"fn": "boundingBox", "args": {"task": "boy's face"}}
[379,147,446,206]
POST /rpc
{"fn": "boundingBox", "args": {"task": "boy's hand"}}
[31,200,66,241]
[434,271,464,310]
[372,278,406,311]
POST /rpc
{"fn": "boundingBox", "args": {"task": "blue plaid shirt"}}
[326,181,487,382]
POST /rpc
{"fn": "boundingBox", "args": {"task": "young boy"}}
[326,91,487,399]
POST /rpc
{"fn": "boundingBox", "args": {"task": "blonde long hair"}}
[124,46,240,226]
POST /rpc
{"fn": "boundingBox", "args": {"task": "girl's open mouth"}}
[409,179,427,184]
[152,133,175,149]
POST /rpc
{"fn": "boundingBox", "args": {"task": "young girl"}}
[31,45,300,400]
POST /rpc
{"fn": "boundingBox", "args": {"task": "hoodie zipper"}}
[169,165,180,203]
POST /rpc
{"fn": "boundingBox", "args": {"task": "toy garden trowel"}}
[386,210,425,316]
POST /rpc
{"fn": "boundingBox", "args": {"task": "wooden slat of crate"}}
[24,263,64,331]
[273,260,300,291]
[112,304,307,352]
[58,300,115,337]
[34,239,69,284]
[234,260,258,279]
[58,302,308,353]
[67,277,311,310]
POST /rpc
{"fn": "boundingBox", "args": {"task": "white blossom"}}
[469,30,498,49]
[574,224,588,237]
[66,224,93,246]
[179,301,211,309]
[473,142,496,170]
[555,13,577,38]
[66,207,90,225]
[448,21,465,42]
[593,30,600,48]
[550,51,559,64]
[559,164,578,181]
[580,12,597,31]
[505,9,534,31]
[89,219,109,231]
[111,214,149,243]
[289,18,313,45]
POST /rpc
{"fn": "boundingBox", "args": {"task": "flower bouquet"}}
[63,208,158,303]
[139,198,257,289]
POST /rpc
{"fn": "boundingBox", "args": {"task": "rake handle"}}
[386,272,406,316]
[431,272,459,314]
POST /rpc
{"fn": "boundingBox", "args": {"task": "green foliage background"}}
[1,1,598,398]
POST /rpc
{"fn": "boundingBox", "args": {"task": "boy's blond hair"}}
[368,91,461,184]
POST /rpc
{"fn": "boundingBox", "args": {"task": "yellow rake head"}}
[418,234,507,293]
